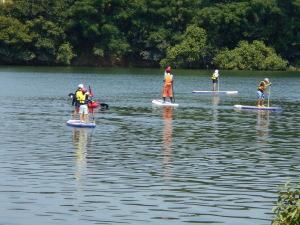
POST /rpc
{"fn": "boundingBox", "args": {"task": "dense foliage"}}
[160,25,208,68]
[213,40,288,70]
[0,0,299,70]
[272,182,300,225]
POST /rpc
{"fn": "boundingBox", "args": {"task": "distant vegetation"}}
[0,0,299,70]
[272,182,300,225]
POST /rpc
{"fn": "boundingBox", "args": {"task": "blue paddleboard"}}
[66,120,96,128]
[192,90,238,95]
[234,105,282,111]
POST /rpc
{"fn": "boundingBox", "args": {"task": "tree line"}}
[0,0,299,70]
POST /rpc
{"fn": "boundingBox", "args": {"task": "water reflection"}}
[212,96,220,132]
[72,128,92,182]
[256,110,270,140]
[212,95,220,106]
[162,107,173,180]
[1,70,299,225]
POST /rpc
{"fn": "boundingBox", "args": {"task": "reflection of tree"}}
[256,110,269,139]
[162,107,173,179]
[72,129,89,182]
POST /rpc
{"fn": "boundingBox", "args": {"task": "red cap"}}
[166,66,171,73]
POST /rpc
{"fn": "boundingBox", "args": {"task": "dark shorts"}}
[212,79,218,84]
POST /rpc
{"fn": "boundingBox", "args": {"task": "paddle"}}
[88,85,94,98]
[267,84,271,107]
[217,75,220,92]
[172,81,175,103]
[88,85,95,122]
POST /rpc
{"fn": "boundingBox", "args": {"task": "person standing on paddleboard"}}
[211,69,219,91]
[76,87,91,123]
[163,66,174,103]
[72,84,84,119]
[257,78,271,107]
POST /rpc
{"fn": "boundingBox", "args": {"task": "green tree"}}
[213,40,287,70]
[193,2,250,49]
[7,0,74,24]
[115,0,200,65]
[0,0,298,68]
[56,43,75,65]
[194,0,299,66]
[1,0,74,65]
[272,182,300,225]
[99,23,129,63]
[275,0,300,65]
[67,0,130,65]
[160,25,208,68]
[0,16,34,63]
[27,16,66,64]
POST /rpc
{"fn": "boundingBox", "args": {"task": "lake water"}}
[0,66,299,225]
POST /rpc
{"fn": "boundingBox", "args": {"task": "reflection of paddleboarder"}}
[256,110,270,142]
[162,107,173,179]
[73,129,88,181]
[162,66,174,103]
[212,95,220,106]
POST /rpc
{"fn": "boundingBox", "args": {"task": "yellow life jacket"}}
[76,90,87,104]
[164,73,173,85]
[211,72,218,80]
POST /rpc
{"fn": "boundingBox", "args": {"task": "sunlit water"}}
[0,67,299,225]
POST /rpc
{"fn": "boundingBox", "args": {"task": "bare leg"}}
[84,114,89,123]
[73,110,77,119]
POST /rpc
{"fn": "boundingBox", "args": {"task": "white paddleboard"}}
[234,105,282,111]
[66,119,96,128]
[192,90,238,95]
[152,99,179,107]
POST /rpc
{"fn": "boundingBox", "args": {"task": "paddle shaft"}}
[172,81,175,103]
[267,85,271,107]
[89,85,95,122]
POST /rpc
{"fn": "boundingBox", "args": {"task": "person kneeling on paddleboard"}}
[76,88,91,123]
[257,78,271,107]
[163,66,174,103]
[211,69,219,91]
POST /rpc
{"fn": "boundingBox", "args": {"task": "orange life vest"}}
[164,73,173,85]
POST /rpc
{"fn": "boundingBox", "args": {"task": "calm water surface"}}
[0,67,299,225]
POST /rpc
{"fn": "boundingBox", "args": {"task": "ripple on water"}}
[0,70,299,225]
